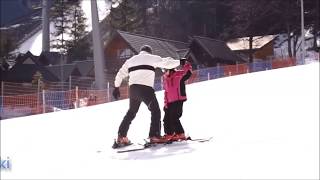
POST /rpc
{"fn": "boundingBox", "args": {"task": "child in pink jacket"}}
[162,59,192,141]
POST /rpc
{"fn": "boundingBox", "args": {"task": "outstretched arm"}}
[114,62,129,87]
[181,63,192,81]
[154,56,180,70]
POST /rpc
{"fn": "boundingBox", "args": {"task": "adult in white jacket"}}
[112,45,181,148]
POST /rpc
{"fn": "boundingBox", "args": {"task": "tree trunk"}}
[286,23,293,57]
[313,0,319,50]
[249,36,253,62]
[293,33,299,57]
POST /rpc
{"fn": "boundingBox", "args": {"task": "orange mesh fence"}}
[118,86,129,100]
[44,90,74,112]
[272,58,296,69]
[186,71,199,84]
[2,93,41,118]
[77,89,110,106]
[237,64,250,74]
[223,64,249,76]
[0,58,302,120]
[223,65,236,76]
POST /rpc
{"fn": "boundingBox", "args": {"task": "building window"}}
[118,48,134,60]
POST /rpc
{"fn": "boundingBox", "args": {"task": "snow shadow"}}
[112,142,196,160]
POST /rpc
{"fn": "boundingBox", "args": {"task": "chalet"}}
[73,60,95,77]
[227,35,276,61]
[2,51,81,83]
[186,36,245,68]
[2,51,57,82]
[38,51,66,66]
[45,64,81,82]
[104,30,189,75]
[2,30,252,84]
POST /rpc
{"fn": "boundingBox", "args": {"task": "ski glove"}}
[180,58,187,66]
[113,87,120,100]
[163,106,168,112]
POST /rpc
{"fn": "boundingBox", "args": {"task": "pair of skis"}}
[115,136,213,153]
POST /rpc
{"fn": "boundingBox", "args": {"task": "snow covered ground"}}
[1,63,319,179]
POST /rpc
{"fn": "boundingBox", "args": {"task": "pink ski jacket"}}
[163,63,192,107]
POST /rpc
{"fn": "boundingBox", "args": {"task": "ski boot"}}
[112,136,132,149]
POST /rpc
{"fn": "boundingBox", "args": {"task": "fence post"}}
[75,86,79,108]
[1,81,3,96]
[236,61,239,74]
[42,89,46,113]
[37,80,40,113]
[69,76,72,107]
[207,72,210,80]
[1,81,3,115]
[107,82,110,102]
[69,76,72,90]
[267,60,271,70]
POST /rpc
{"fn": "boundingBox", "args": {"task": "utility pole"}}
[300,0,305,64]
[90,0,106,89]
[42,0,50,52]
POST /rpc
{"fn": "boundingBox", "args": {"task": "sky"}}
[1,62,319,179]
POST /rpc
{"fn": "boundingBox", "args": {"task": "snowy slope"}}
[1,63,319,179]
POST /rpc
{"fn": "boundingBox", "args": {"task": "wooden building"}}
[227,35,276,61]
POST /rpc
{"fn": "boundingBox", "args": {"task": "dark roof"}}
[176,49,189,59]
[3,64,59,82]
[45,64,79,82]
[38,52,65,66]
[3,55,83,82]
[2,51,40,71]
[15,51,40,65]
[193,36,245,63]
[116,30,189,59]
[0,0,33,27]
[74,60,94,76]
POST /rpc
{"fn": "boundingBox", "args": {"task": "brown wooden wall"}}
[253,41,274,60]
[104,36,133,74]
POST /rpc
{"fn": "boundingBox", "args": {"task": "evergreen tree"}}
[228,0,275,62]
[0,30,17,66]
[0,31,16,57]
[106,0,318,54]
[108,0,145,33]
[51,0,74,54]
[305,0,319,51]
[107,0,233,41]
[65,1,90,61]
[271,0,301,57]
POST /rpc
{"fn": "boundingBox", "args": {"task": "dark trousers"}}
[118,84,161,138]
[163,101,185,135]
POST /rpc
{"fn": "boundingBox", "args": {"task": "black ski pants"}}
[118,84,161,138]
[163,100,185,135]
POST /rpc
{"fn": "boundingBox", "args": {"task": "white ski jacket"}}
[114,51,180,88]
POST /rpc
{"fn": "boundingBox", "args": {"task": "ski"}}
[112,140,133,149]
[187,136,213,142]
[116,136,213,153]
[116,143,154,153]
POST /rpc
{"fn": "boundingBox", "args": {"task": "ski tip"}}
[112,141,119,149]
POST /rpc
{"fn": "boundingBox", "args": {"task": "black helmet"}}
[140,45,153,54]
